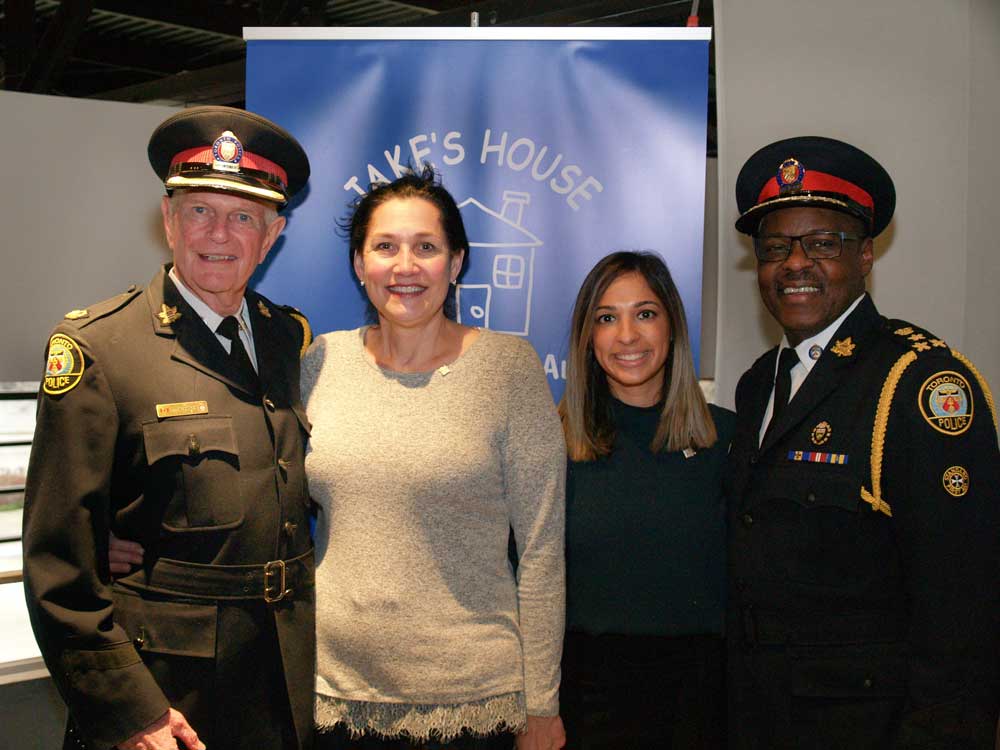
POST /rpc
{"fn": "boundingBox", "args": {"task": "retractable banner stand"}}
[245,27,710,400]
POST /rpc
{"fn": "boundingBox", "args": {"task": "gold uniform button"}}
[264,397,276,411]
[742,513,754,528]
[187,434,200,455]
[807,492,817,503]
[284,521,298,537]
[277,458,290,471]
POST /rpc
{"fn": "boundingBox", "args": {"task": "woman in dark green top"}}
[559,251,734,749]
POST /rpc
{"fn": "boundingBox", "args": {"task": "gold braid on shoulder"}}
[861,351,918,517]
[288,311,312,359]
[952,349,998,435]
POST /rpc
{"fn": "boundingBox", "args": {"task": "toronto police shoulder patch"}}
[43,333,85,395]
[918,370,973,435]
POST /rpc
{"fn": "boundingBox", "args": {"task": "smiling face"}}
[162,190,285,316]
[353,197,464,330]
[756,207,873,346]
[590,271,672,407]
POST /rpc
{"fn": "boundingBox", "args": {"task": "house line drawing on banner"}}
[456,190,542,336]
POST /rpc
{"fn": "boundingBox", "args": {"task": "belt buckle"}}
[263,559,291,603]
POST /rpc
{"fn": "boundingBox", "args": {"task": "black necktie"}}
[216,316,258,385]
[768,347,800,432]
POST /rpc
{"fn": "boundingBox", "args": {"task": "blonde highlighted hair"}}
[559,251,718,461]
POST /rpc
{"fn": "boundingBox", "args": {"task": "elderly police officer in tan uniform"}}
[23,106,315,750]
[725,136,999,749]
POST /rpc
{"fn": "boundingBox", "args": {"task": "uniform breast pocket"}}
[757,464,879,587]
[142,416,244,532]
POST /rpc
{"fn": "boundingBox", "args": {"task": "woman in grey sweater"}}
[305,168,566,750]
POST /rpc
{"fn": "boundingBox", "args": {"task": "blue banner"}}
[246,29,710,400]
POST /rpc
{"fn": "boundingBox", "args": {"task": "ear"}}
[257,215,287,265]
[449,248,466,283]
[353,249,365,283]
[859,236,874,278]
[160,196,175,250]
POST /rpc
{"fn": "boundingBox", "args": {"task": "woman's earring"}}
[450,279,457,286]
[359,279,365,287]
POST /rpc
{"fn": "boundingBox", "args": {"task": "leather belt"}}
[116,547,314,604]
[741,606,904,647]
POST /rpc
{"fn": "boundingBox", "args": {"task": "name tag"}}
[156,400,209,419]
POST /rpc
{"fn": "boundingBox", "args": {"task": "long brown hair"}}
[559,251,717,461]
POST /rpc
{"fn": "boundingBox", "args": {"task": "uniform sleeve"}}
[502,339,567,717]
[883,355,1000,748]
[22,329,169,749]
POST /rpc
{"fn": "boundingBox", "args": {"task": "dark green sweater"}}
[566,400,735,636]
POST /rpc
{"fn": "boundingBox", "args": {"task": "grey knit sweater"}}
[301,327,566,740]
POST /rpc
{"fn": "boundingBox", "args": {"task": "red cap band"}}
[169,146,288,187]
[757,169,874,211]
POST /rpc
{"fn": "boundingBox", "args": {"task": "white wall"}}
[713,0,1000,408]
[964,0,1000,393]
[0,91,177,382]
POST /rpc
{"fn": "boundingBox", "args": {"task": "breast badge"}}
[919,371,973,435]
[43,334,85,395]
[942,466,969,497]
[810,421,832,445]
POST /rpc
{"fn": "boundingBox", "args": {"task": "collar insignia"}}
[831,337,855,357]
[157,304,182,326]
[211,130,243,174]
[808,344,823,361]
[257,300,272,318]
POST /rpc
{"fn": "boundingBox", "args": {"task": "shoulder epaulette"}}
[61,284,143,329]
[862,320,999,516]
[882,318,950,355]
[275,303,312,358]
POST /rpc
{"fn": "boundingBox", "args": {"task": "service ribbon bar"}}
[788,450,849,465]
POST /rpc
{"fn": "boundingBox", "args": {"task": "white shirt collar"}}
[168,266,251,335]
[759,292,867,445]
[779,292,867,376]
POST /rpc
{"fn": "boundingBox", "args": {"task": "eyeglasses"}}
[753,232,863,263]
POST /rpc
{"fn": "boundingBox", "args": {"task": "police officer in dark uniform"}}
[23,106,316,750]
[726,136,999,749]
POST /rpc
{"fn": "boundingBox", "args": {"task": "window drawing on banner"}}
[457,190,542,336]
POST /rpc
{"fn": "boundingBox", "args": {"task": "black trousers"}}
[315,724,514,750]
[560,631,726,750]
